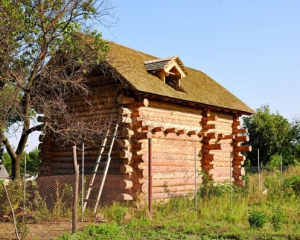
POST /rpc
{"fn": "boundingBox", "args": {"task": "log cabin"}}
[38,42,255,204]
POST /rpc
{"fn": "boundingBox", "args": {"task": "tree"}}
[0,0,117,179]
[242,105,299,166]
[2,148,41,177]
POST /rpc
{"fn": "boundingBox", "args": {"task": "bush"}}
[270,206,285,232]
[248,209,267,229]
[198,180,232,198]
[284,175,300,194]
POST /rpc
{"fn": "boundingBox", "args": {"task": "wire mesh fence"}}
[0,164,298,239]
[0,173,122,224]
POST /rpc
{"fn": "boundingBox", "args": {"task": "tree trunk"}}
[11,155,21,180]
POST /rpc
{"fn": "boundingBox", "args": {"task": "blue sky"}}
[101,0,300,120]
[14,0,300,151]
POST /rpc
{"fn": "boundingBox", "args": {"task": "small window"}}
[145,56,188,91]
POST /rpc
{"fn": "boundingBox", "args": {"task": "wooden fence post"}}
[72,146,79,233]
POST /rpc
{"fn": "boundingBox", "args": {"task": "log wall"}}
[38,75,124,179]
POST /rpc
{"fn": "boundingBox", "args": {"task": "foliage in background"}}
[243,104,300,166]
[0,0,117,179]
[1,148,41,177]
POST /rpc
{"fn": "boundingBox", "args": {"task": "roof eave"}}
[135,91,255,116]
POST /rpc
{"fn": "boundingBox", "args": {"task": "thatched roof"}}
[106,42,255,115]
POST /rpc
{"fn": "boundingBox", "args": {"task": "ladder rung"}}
[89,186,100,190]
[84,120,119,214]
[100,153,109,156]
[92,170,105,174]
[84,199,97,203]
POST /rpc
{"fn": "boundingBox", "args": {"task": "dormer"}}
[145,56,188,90]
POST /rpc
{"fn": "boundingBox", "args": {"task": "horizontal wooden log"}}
[120,165,134,174]
[202,115,218,122]
[201,154,222,163]
[119,139,131,148]
[152,184,197,194]
[212,176,235,183]
[49,149,120,157]
[147,171,200,180]
[234,180,245,187]
[187,129,199,135]
[67,95,117,106]
[132,183,147,192]
[134,118,200,131]
[116,193,134,201]
[223,134,235,140]
[233,155,246,161]
[88,177,126,187]
[152,190,193,199]
[232,121,241,126]
[133,131,152,140]
[119,107,132,115]
[202,164,214,169]
[233,161,245,167]
[164,127,177,133]
[235,135,249,143]
[40,154,122,163]
[143,101,204,115]
[148,164,201,173]
[234,145,252,152]
[217,133,224,139]
[133,162,145,170]
[203,143,224,150]
[49,162,123,171]
[233,128,248,134]
[133,153,148,162]
[150,151,202,161]
[152,159,201,167]
[203,124,216,130]
[132,176,146,184]
[132,141,147,150]
[233,167,245,175]
[119,180,133,190]
[122,158,134,165]
[119,150,132,160]
[205,132,218,139]
[176,129,187,135]
[152,126,165,132]
[139,126,153,132]
[152,178,202,187]
[132,169,148,178]
[135,99,149,107]
[117,94,135,105]
[121,128,134,137]
[120,116,132,123]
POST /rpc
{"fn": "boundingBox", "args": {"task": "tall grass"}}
[56,164,300,239]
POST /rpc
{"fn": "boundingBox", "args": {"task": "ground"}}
[0,221,92,240]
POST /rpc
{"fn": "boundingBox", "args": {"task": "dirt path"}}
[0,221,92,240]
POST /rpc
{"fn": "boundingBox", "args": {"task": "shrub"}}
[248,209,267,229]
[198,180,231,198]
[270,206,285,232]
[284,175,300,195]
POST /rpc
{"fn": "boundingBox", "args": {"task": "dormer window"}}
[144,56,188,90]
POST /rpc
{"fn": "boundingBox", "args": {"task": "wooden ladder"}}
[83,120,119,213]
